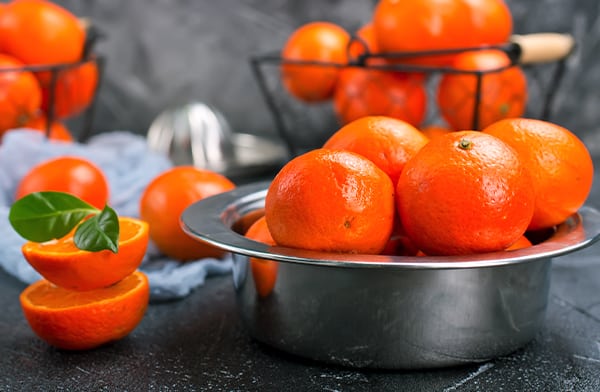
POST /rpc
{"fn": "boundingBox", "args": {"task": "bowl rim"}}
[181,180,600,270]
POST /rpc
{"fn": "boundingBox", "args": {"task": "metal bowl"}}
[181,181,600,369]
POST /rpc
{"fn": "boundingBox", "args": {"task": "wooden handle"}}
[510,33,575,64]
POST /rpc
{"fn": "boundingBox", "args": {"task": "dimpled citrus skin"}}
[397,131,535,256]
[483,118,594,230]
[265,148,395,254]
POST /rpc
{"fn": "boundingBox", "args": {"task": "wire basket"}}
[250,33,573,158]
[0,22,104,143]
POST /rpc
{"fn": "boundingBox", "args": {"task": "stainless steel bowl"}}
[181,181,600,369]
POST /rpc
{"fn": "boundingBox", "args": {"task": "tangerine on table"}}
[139,166,236,261]
[20,271,149,351]
[245,216,278,298]
[436,49,528,130]
[22,217,149,291]
[15,156,110,210]
[265,148,395,254]
[281,21,350,102]
[372,0,513,66]
[396,130,535,256]
[323,116,429,186]
[483,118,594,230]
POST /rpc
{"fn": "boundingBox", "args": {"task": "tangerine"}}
[436,49,528,130]
[483,118,594,230]
[22,217,149,291]
[281,21,350,102]
[0,0,85,66]
[20,271,149,350]
[396,130,535,256]
[323,116,429,186]
[333,67,427,126]
[139,166,236,261]
[265,148,395,254]
[23,113,73,142]
[0,53,42,136]
[372,0,513,66]
[15,156,110,210]
[245,216,278,298]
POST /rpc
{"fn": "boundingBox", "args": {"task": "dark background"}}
[50,0,600,158]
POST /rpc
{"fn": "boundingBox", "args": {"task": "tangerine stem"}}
[458,138,473,150]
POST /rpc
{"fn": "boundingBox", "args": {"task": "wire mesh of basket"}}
[250,33,574,158]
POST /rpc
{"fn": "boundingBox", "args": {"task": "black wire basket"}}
[0,21,105,143]
[250,33,574,158]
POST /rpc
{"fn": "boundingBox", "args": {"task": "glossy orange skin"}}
[323,116,429,186]
[139,166,236,261]
[505,235,532,251]
[22,217,149,291]
[397,131,535,256]
[372,0,513,65]
[23,113,74,142]
[333,67,427,126]
[281,21,350,102]
[0,54,42,135]
[20,271,149,350]
[0,0,85,66]
[15,156,110,209]
[265,148,395,254]
[245,216,278,298]
[436,50,528,130]
[483,118,594,230]
[42,59,99,119]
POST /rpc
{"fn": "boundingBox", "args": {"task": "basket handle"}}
[510,33,575,64]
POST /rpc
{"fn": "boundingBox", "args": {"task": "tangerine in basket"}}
[41,58,99,119]
[333,67,427,127]
[245,216,278,298]
[396,130,535,256]
[372,0,513,66]
[323,116,429,186]
[0,53,42,136]
[505,235,532,251]
[22,216,149,291]
[23,113,74,142]
[483,118,594,230]
[265,148,395,254]
[436,49,528,130]
[15,156,109,210]
[0,0,85,67]
[20,270,149,351]
[140,166,236,261]
[281,21,350,102]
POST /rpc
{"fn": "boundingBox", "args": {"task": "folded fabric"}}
[0,130,233,301]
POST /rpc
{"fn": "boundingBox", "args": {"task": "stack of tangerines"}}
[279,0,527,132]
[0,0,99,142]
[247,116,593,260]
[13,154,238,350]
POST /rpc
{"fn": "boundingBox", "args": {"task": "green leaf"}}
[74,205,120,253]
[9,192,99,242]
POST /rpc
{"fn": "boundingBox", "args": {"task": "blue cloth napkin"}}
[0,130,233,301]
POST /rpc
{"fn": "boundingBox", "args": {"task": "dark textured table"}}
[2,180,600,391]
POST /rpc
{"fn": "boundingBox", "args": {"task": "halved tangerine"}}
[20,271,149,350]
[22,217,149,291]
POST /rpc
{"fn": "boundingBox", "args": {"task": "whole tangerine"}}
[139,166,236,261]
[265,148,395,254]
[483,118,594,230]
[323,116,429,186]
[281,21,350,102]
[397,130,535,256]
